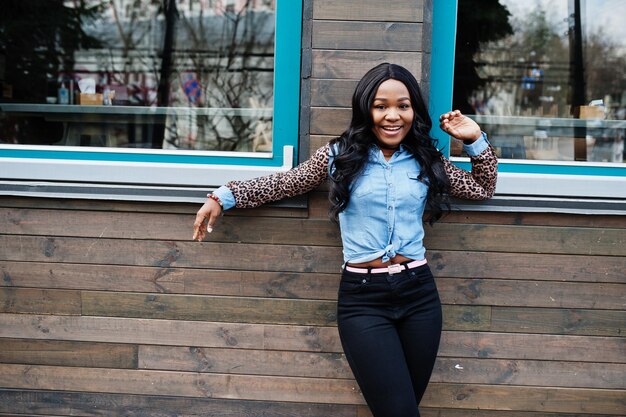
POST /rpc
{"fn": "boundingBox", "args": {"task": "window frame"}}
[428,0,626,202]
[0,0,302,201]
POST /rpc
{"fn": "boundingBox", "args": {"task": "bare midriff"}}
[346,254,414,268]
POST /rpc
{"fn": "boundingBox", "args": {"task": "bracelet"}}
[207,193,223,207]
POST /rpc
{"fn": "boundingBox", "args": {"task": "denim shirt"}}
[215,135,491,264]
[329,135,489,264]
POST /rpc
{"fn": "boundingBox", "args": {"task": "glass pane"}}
[0,0,276,152]
[453,0,625,164]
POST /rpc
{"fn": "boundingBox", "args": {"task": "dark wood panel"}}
[310,134,335,150]
[438,278,625,310]
[6,236,602,285]
[311,106,353,135]
[311,80,356,107]
[491,307,625,336]
[442,210,626,229]
[0,338,136,369]
[138,345,624,389]
[420,411,605,417]
[424,223,626,256]
[426,250,626,283]
[0,389,359,417]
[4,208,624,256]
[313,21,422,51]
[3,313,623,363]
[138,345,352,379]
[2,365,624,414]
[433,357,625,389]
[422,383,626,414]
[311,50,422,79]
[0,261,341,300]
[0,196,306,218]
[0,288,80,315]
[0,235,344,274]
[313,0,423,22]
[82,290,490,330]
[0,208,342,246]
[81,291,338,326]
[0,363,364,405]
[0,313,344,353]
[439,331,626,364]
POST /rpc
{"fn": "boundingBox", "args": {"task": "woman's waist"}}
[347,254,415,268]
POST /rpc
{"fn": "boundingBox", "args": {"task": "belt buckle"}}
[387,264,403,275]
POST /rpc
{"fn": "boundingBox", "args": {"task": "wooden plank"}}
[311,50,422,79]
[442,210,626,229]
[138,345,353,379]
[4,208,625,256]
[421,411,608,417]
[0,363,364,405]
[82,290,489,330]
[311,107,351,136]
[81,291,338,326]
[0,288,81,315]
[0,208,342,246]
[312,21,422,51]
[0,338,137,369]
[0,236,345,274]
[437,278,626,310]
[439,331,626,364]
[443,305,491,331]
[424,223,626,256]
[3,314,623,363]
[311,80,356,107]
[491,307,625,336]
[0,261,342,300]
[0,313,344,353]
[313,0,423,22]
[432,357,626,389]
[0,389,360,417]
[0,196,306,217]
[420,411,605,417]
[421,383,626,414]
[426,250,626,283]
[1,365,624,414]
[139,346,625,389]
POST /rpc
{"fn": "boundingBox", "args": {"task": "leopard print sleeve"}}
[442,144,498,200]
[225,144,330,208]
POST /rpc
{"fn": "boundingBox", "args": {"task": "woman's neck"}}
[378,145,398,159]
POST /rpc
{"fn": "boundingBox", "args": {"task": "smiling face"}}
[370,79,414,150]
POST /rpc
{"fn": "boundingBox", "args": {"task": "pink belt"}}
[344,259,427,275]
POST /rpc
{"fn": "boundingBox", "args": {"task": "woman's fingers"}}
[192,200,222,241]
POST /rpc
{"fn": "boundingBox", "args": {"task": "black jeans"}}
[337,263,442,417]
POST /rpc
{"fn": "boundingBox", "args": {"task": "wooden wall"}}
[1,0,625,416]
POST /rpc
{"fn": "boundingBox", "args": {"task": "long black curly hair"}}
[328,63,450,224]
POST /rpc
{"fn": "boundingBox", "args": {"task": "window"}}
[429,0,626,206]
[0,0,301,202]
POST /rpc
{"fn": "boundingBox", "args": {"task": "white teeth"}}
[383,126,401,131]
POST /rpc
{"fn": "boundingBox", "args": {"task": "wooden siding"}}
[1,0,625,416]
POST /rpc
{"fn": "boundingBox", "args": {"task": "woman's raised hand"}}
[192,198,223,241]
[439,110,482,142]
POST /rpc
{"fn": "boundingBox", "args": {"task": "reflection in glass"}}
[0,0,276,152]
[453,0,625,163]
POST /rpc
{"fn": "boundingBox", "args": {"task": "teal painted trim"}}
[453,160,626,177]
[428,0,458,158]
[0,1,301,168]
[0,148,279,166]
[272,0,302,165]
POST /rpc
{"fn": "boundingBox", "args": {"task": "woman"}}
[193,63,497,417]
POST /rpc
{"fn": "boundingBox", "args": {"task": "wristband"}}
[207,193,223,207]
